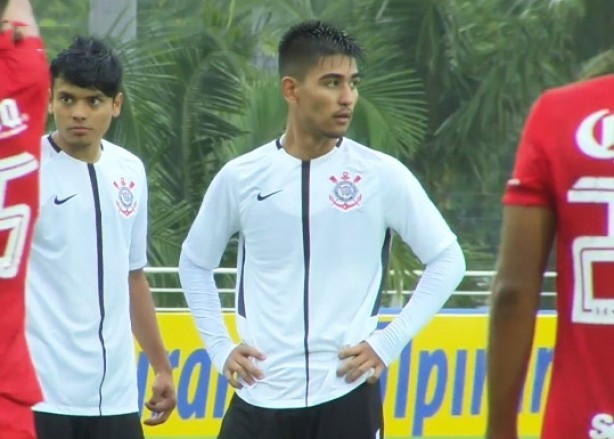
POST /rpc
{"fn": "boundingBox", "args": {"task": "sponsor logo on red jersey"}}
[576,109,614,160]
[590,413,614,439]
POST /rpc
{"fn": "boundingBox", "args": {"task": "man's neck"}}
[282,125,338,161]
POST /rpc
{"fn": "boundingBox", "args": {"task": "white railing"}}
[144,267,557,304]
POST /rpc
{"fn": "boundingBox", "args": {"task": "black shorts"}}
[218,382,384,439]
[34,412,144,439]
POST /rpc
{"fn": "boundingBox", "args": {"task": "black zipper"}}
[301,160,311,406]
[88,164,107,415]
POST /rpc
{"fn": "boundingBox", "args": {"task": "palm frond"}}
[351,70,427,158]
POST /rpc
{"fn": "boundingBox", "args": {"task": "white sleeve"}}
[383,158,457,264]
[366,241,465,366]
[179,251,237,373]
[182,164,240,269]
[129,162,148,270]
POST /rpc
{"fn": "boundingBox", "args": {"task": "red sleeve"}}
[0,31,47,409]
[503,92,555,208]
[0,30,48,152]
[0,30,48,98]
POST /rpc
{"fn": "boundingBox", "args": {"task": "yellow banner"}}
[139,311,555,437]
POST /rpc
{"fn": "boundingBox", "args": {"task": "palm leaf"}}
[351,70,427,158]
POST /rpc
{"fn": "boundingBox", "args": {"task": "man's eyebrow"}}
[57,91,106,99]
[318,73,362,80]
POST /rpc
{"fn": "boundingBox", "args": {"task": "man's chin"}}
[323,129,348,140]
[62,133,92,148]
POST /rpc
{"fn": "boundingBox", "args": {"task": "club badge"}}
[114,178,137,217]
[329,171,362,211]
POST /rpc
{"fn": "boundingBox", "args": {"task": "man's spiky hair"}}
[278,20,364,79]
[50,36,123,98]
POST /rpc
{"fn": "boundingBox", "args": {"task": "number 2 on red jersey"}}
[569,177,614,324]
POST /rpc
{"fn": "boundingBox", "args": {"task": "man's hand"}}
[337,342,385,384]
[1,0,40,38]
[143,371,176,426]
[223,344,266,389]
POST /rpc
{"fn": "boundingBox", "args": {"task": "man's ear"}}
[112,92,124,118]
[47,88,53,114]
[281,76,300,104]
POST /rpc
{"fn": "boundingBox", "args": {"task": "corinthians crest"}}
[329,171,362,211]
[114,178,137,217]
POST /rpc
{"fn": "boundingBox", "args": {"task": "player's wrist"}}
[153,366,173,376]
[151,357,173,375]
[365,332,393,367]
[215,341,239,374]
[485,414,518,439]
[0,20,32,41]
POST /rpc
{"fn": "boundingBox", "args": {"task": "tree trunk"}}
[88,0,136,41]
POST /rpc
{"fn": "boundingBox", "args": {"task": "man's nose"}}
[71,101,88,120]
[339,83,356,106]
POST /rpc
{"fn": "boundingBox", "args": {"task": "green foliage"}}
[33,0,88,55]
[31,0,614,308]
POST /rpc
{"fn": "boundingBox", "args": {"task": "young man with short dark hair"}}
[26,36,176,439]
[180,20,465,439]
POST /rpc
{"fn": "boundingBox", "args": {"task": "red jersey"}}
[0,29,48,406]
[504,75,614,438]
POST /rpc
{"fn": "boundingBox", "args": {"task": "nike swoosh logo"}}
[257,190,283,201]
[54,194,77,205]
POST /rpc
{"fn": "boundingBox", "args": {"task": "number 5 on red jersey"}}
[0,151,37,278]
